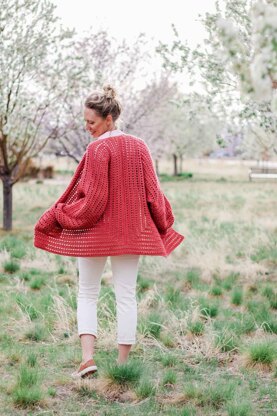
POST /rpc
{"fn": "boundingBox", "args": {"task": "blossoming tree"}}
[0,0,75,230]
[157,0,277,160]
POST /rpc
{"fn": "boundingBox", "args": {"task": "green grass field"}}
[0,166,276,415]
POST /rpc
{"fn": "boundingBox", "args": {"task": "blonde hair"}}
[84,84,122,121]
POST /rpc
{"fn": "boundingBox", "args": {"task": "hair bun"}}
[103,84,116,99]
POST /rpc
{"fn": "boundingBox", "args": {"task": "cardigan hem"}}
[33,229,184,258]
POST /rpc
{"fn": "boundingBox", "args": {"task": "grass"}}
[135,378,156,398]
[162,369,177,387]
[15,294,40,320]
[159,172,193,181]
[29,275,46,290]
[180,379,237,409]
[185,268,201,288]
[246,341,277,367]
[0,163,276,414]
[210,285,223,296]
[214,331,240,352]
[139,310,164,339]
[3,259,20,273]
[137,274,154,294]
[222,272,240,290]
[11,364,44,407]
[187,320,205,336]
[231,287,243,305]
[160,353,178,367]
[199,297,219,318]
[226,401,253,416]
[0,235,27,259]
[24,323,49,341]
[250,243,277,265]
[103,360,143,385]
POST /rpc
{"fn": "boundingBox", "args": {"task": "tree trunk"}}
[173,154,178,176]
[179,154,183,174]
[2,176,13,231]
[155,159,159,176]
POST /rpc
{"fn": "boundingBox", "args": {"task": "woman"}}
[34,84,184,379]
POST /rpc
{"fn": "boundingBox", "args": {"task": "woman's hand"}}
[35,207,62,234]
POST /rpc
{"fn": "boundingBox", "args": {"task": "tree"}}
[165,93,222,174]
[44,29,177,165]
[129,81,221,175]
[127,74,178,174]
[0,0,74,230]
[156,0,277,160]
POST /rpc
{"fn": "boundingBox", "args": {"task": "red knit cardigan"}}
[33,133,184,257]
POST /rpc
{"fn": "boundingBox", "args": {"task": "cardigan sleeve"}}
[54,142,110,230]
[34,151,87,234]
[141,142,174,234]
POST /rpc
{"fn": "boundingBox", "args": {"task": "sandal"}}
[71,358,98,379]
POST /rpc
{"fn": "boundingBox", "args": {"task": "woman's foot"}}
[71,358,98,379]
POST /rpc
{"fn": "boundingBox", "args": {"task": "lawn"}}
[0,165,276,415]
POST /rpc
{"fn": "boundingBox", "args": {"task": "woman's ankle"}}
[82,355,94,363]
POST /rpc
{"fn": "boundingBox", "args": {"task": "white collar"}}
[97,129,124,140]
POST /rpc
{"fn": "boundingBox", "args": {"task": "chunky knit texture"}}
[34,133,185,257]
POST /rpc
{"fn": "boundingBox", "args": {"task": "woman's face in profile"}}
[84,107,111,138]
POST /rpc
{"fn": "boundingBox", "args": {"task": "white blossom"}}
[215,1,277,111]
[271,90,277,115]
[216,17,238,38]
[250,53,273,101]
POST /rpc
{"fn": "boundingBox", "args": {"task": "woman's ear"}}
[106,114,113,126]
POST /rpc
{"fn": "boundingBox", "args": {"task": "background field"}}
[0,159,276,415]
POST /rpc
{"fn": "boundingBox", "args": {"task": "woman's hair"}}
[84,84,122,121]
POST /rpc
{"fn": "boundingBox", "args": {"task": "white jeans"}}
[76,254,140,344]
